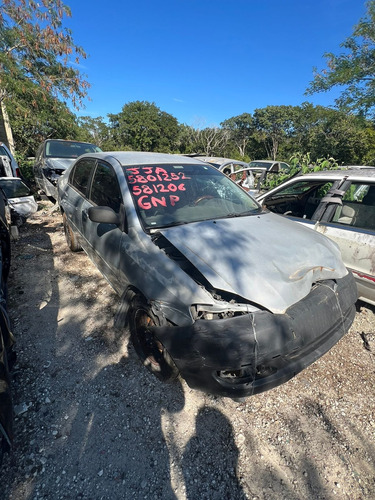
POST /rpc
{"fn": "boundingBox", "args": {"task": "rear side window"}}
[333,183,375,231]
[70,158,96,197]
[90,162,122,213]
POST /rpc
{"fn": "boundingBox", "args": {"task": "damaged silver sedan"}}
[58,152,357,399]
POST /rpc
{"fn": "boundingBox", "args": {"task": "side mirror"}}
[88,206,120,225]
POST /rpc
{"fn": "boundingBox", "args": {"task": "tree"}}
[221,113,254,158]
[0,0,89,152]
[192,126,230,156]
[253,105,295,160]
[77,116,111,149]
[108,101,180,152]
[8,82,81,157]
[306,1,375,116]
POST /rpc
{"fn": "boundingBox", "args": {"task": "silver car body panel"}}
[46,157,75,171]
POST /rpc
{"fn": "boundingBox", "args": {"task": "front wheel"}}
[63,213,81,252]
[129,296,179,382]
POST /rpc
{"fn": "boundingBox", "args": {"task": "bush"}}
[263,152,339,190]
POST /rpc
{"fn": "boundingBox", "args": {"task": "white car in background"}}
[257,167,375,306]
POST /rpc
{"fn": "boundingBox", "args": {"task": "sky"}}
[64,0,367,127]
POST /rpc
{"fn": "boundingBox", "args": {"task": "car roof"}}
[193,156,245,163]
[290,167,375,181]
[44,139,97,146]
[250,160,279,164]
[80,151,209,167]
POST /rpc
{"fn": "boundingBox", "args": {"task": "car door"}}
[311,181,375,305]
[81,160,125,292]
[60,157,97,238]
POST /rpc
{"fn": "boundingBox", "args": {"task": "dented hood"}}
[159,212,348,313]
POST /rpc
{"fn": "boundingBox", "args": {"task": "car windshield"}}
[124,163,261,230]
[45,140,102,159]
[0,179,31,198]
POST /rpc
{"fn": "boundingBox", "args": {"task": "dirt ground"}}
[1,200,375,500]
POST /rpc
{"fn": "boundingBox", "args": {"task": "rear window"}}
[46,140,101,158]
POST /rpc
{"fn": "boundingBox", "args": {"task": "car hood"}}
[46,158,75,170]
[159,212,348,313]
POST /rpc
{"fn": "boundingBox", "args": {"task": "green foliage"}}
[7,81,82,157]
[0,0,89,109]
[306,0,375,117]
[108,101,180,152]
[77,116,111,148]
[221,113,254,158]
[253,105,295,160]
[289,152,339,173]
[263,152,339,190]
[15,154,35,189]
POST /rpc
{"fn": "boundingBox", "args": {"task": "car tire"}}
[129,296,179,382]
[63,213,81,252]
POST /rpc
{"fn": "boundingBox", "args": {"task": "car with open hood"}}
[33,139,102,200]
[58,152,357,399]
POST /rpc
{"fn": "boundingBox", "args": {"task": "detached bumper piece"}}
[155,273,357,398]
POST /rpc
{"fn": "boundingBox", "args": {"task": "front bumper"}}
[154,272,357,398]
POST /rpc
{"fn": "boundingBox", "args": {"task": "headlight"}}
[192,302,260,320]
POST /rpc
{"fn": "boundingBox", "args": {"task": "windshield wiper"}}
[149,220,191,231]
[223,210,260,218]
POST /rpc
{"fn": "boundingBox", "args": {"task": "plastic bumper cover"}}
[154,273,357,398]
